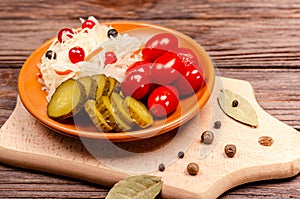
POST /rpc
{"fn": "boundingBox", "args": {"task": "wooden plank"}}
[1,18,300,68]
[1,0,300,68]
[0,161,296,198]
[1,68,298,130]
[1,163,297,199]
[0,165,107,198]
[1,0,300,20]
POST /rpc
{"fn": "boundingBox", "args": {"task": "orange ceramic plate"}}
[18,22,215,142]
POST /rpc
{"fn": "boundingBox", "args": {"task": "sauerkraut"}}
[38,16,144,101]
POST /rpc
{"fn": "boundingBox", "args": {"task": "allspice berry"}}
[224,144,236,158]
[201,131,214,144]
[187,162,199,176]
[258,136,274,146]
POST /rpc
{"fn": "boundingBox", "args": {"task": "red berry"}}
[104,51,117,66]
[82,20,96,29]
[69,47,85,64]
[57,28,74,43]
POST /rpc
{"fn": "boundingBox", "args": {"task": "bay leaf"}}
[106,175,162,199]
[217,89,258,127]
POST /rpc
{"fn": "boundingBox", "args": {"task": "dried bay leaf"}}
[106,175,162,199]
[217,89,258,127]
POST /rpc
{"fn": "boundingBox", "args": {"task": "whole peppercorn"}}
[224,144,236,158]
[201,131,214,144]
[187,162,199,176]
[45,50,57,60]
[232,100,239,107]
[213,121,221,129]
[107,28,118,38]
[178,151,184,158]
[158,163,165,172]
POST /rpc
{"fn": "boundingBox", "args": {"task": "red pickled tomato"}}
[57,28,74,43]
[126,60,152,75]
[172,47,199,66]
[69,47,85,64]
[125,61,156,96]
[142,33,179,62]
[173,64,204,96]
[121,70,151,100]
[82,20,96,29]
[145,33,178,51]
[142,48,167,62]
[147,85,179,118]
[151,52,185,85]
[104,51,117,66]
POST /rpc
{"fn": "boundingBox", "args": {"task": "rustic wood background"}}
[0,0,299,198]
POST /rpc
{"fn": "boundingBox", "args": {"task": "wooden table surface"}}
[1,0,299,198]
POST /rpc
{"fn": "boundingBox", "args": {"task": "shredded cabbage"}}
[38,16,144,101]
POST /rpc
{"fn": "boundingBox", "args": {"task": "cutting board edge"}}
[0,145,128,187]
[1,144,299,199]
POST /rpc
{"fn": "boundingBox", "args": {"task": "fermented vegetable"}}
[124,96,153,128]
[77,76,97,99]
[84,99,113,132]
[47,79,86,120]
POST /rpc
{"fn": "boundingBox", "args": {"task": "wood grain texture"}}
[2,18,300,68]
[0,77,299,198]
[0,0,299,198]
[1,0,300,68]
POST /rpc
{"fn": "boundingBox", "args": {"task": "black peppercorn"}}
[201,131,214,144]
[213,121,221,129]
[178,151,184,158]
[158,163,165,172]
[224,144,236,158]
[232,100,239,107]
[187,162,199,176]
[45,50,57,60]
[107,29,118,38]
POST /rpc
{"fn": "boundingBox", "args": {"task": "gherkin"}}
[47,79,86,120]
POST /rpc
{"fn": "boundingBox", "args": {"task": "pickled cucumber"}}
[84,99,113,132]
[92,74,110,101]
[96,96,113,119]
[123,96,153,128]
[77,76,97,99]
[97,95,131,131]
[111,92,134,126]
[47,79,86,120]
[111,111,132,131]
[107,76,120,97]
[48,75,154,132]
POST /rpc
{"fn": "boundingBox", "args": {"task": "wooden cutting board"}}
[0,76,299,199]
